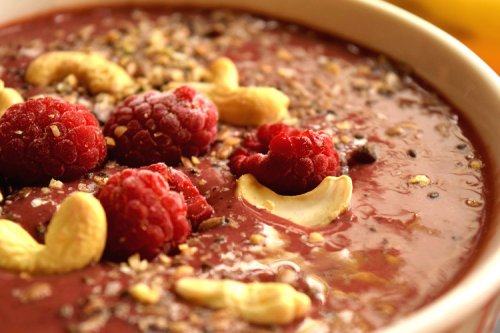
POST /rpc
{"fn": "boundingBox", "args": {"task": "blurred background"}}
[385,0,500,73]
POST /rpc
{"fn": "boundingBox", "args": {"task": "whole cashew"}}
[166,58,290,126]
[0,192,107,274]
[175,277,311,325]
[237,174,353,227]
[0,80,24,117]
[25,51,135,96]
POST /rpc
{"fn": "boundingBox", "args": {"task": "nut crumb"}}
[198,217,225,231]
[408,175,431,187]
[114,126,128,138]
[128,283,160,304]
[174,265,194,279]
[50,125,61,137]
[49,179,64,189]
[14,282,52,303]
[249,234,265,245]
[308,232,325,243]
[469,159,482,170]
[105,136,116,147]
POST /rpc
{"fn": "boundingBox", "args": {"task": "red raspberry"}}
[95,168,190,261]
[143,163,214,229]
[103,86,218,167]
[229,124,340,195]
[242,123,299,153]
[0,97,106,185]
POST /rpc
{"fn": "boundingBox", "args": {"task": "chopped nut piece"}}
[179,243,197,256]
[277,67,296,78]
[49,125,61,137]
[14,282,52,303]
[114,126,128,138]
[340,135,351,144]
[59,304,74,319]
[180,156,194,168]
[408,175,431,187]
[308,232,325,243]
[93,175,108,185]
[127,253,148,271]
[469,159,483,170]
[77,183,95,192]
[103,281,122,296]
[191,156,201,165]
[128,283,160,304]
[158,254,172,267]
[465,199,482,207]
[276,49,294,61]
[276,267,298,284]
[336,121,351,130]
[105,136,116,147]
[174,265,194,279]
[249,234,265,245]
[386,126,405,137]
[324,62,341,75]
[198,216,226,232]
[49,178,64,189]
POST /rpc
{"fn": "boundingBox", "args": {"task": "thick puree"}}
[0,6,489,333]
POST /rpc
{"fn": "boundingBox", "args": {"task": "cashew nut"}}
[175,277,311,325]
[25,51,135,96]
[237,174,353,227]
[166,58,290,126]
[0,80,24,117]
[0,192,107,274]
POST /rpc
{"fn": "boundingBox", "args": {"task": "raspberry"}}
[0,97,106,185]
[95,168,190,261]
[143,163,214,229]
[103,86,218,167]
[229,124,340,195]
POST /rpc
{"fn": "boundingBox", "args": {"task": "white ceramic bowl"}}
[1,1,499,332]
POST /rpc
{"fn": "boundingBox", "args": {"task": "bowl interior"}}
[1,1,499,332]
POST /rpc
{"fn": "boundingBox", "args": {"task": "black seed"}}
[354,133,365,140]
[203,29,223,39]
[201,263,213,271]
[428,191,439,199]
[407,149,417,158]
[348,143,378,165]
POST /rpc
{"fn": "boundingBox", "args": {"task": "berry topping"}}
[0,97,106,185]
[229,124,340,195]
[95,168,191,261]
[103,86,218,167]
[143,163,214,229]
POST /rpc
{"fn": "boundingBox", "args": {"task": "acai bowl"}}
[0,1,498,332]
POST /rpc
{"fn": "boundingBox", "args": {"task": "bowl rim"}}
[0,0,499,332]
